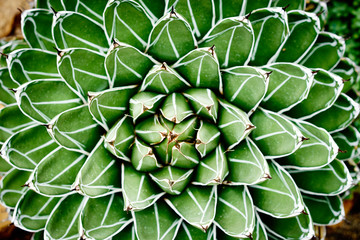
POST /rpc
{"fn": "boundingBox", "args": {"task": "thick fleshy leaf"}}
[44,194,86,240]
[183,88,218,122]
[222,66,268,113]
[332,57,360,93]
[226,138,270,185]
[134,0,166,21]
[135,115,169,145]
[88,85,138,131]
[332,125,360,161]
[131,138,161,172]
[0,39,29,68]
[285,69,343,119]
[218,100,254,149]
[104,0,153,51]
[16,79,82,124]
[105,44,155,88]
[215,186,255,238]
[165,185,217,231]
[81,194,132,239]
[49,105,103,154]
[249,8,289,66]
[260,207,314,240]
[111,224,137,240]
[248,161,305,218]
[274,10,320,63]
[73,139,122,198]
[129,92,165,122]
[278,120,338,169]
[250,108,303,158]
[0,67,18,89]
[195,120,220,158]
[57,48,108,100]
[307,93,360,133]
[147,11,196,63]
[122,163,165,211]
[173,48,221,92]
[0,80,16,106]
[0,169,30,208]
[200,17,254,68]
[7,49,59,85]
[1,125,58,171]
[300,32,345,71]
[245,0,271,13]
[104,116,135,161]
[150,166,193,195]
[261,63,313,113]
[271,0,306,10]
[30,147,86,196]
[175,222,216,240]
[171,141,200,169]
[141,63,190,94]
[214,0,246,20]
[288,160,353,196]
[53,12,108,53]
[0,157,12,173]
[193,145,229,185]
[21,9,55,51]
[133,200,182,240]
[13,189,60,232]
[160,93,193,123]
[302,194,344,225]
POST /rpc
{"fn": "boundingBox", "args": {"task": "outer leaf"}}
[111,224,138,240]
[131,138,161,172]
[271,0,306,10]
[332,125,360,161]
[13,189,60,232]
[133,200,182,240]
[175,222,216,240]
[16,79,82,124]
[122,163,165,211]
[0,67,18,89]
[129,92,165,122]
[248,160,305,218]
[0,77,16,106]
[245,0,271,13]
[73,139,122,198]
[183,88,218,122]
[81,194,132,239]
[288,160,353,196]
[215,186,255,238]
[1,125,58,171]
[165,185,217,231]
[332,57,360,93]
[44,194,86,240]
[0,40,29,68]
[214,0,246,20]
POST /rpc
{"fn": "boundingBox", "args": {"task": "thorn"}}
[126,205,133,212]
[301,210,309,215]
[201,225,209,232]
[168,180,175,187]
[342,35,351,41]
[344,218,351,224]
[195,139,202,145]
[87,92,96,101]
[9,88,17,93]
[17,8,23,14]
[170,6,178,18]
[213,177,221,183]
[246,233,253,240]
[264,173,272,179]
[108,140,115,147]
[161,62,167,70]
[342,79,350,83]
[265,71,273,79]
[245,11,252,19]
[53,47,64,57]
[338,149,348,153]
[208,45,215,56]
[50,6,57,15]
[142,105,150,112]
[112,38,120,48]
[316,10,324,17]
[21,183,29,187]
[301,136,310,141]
[312,70,320,75]
[282,4,290,11]
[205,105,212,112]
[45,124,53,130]
[0,52,8,58]
[245,124,256,131]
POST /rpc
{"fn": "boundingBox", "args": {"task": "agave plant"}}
[0,0,359,239]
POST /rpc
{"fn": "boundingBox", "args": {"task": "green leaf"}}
[0,156,12,173]
[81,194,132,239]
[50,105,103,154]
[13,189,60,232]
[0,78,16,106]
[248,160,305,218]
[104,0,153,51]
[248,8,289,66]
[131,138,161,172]
[245,0,271,13]
[215,186,255,238]
[1,125,58,171]
[288,160,353,195]
[332,57,359,93]
[0,40,29,68]
[44,194,86,240]
[200,17,254,68]
[135,115,169,145]
[260,207,314,239]
[53,12,108,53]
[129,92,165,122]
[332,125,360,161]
[165,185,217,231]
[57,48,108,100]
[171,141,200,169]
[218,100,254,149]
[300,32,345,71]
[0,168,30,208]
[88,85,138,131]
[195,120,220,158]
[193,145,229,185]
[184,88,218,122]
[277,120,338,169]
[122,163,165,211]
[30,147,86,196]
[302,194,344,225]
[271,0,306,10]
[133,200,182,240]
[226,138,270,185]
[0,67,18,89]
[160,93,193,123]
[104,116,135,161]
[8,49,59,85]
[250,108,303,158]
[147,11,196,63]
[285,69,343,119]
[16,79,82,124]
[150,166,193,195]
[111,224,138,240]
[175,222,216,240]
[214,0,246,21]
[222,66,268,113]
[307,93,360,133]
[21,9,55,51]
[261,63,313,113]
[105,44,155,88]
[73,139,122,197]
[274,10,320,63]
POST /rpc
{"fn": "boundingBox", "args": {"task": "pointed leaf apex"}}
[50,6,57,15]
[264,173,272,179]
[17,8,23,14]
[245,11,252,20]
[246,232,253,240]
[301,210,309,215]
[9,88,17,93]
[342,78,350,83]
[170,6,178,18]
[316,10,325,17]
[282,4,290,11]
[161,62,167,70]
[21,183,29,188]
[246,124,256,131]
[265,71,273,79]
[208,45,216,56]
[0,52,8,58]
[112,38,120,48]
[301,136,310,142]
[53,47,64,57]
[338,149,347,153]
[312,70,320,75]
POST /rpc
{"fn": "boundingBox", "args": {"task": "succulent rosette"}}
[0,0,359,239]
